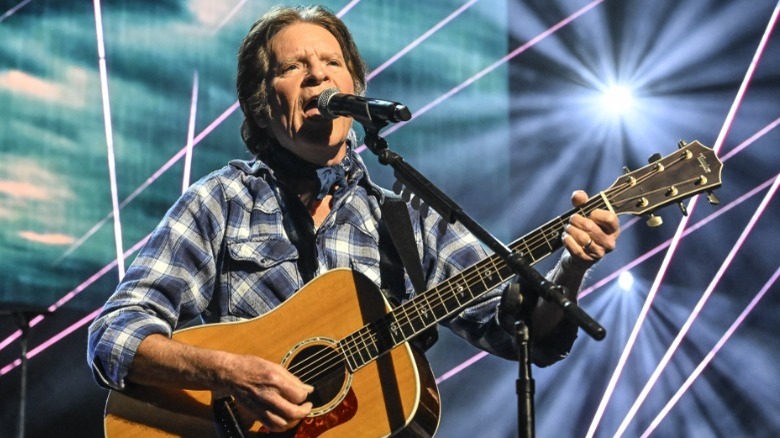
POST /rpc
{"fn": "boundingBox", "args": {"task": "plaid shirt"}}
[87,151,573,390]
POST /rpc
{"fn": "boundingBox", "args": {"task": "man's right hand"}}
[216,352,314,432]
[128,334,313,433]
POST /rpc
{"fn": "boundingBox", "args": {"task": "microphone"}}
[317,88,411,123]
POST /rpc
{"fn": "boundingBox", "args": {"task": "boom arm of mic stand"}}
[362,127,606,341]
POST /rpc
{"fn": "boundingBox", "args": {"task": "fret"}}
[400,306,419,339]
[429,285,451,319]
[488,257,510,284]
[437,285,462,315]
[415,294,436,326]
[509,241,524,260]
[476,268,493,295]
[598,191,615,215]
[540,226,554,252]
[340,338,359,372]
[521,239,536,262]
[553,216,566,234]
[393,303,415,340]
[448,278,469,307]
[354,330,371,367]
[478,262,500,291]
[467,273,487,298]
[387,313,407,346]
[363,326,379,359]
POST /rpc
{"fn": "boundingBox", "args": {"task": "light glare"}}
[618,271,634,291]
[602,85,634,114]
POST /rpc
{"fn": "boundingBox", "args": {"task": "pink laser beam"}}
[613,172,780,437]
[639,266,780,438]
[712,3,780,153]
[57,101,240,262]
[586,5,778,435]
[580,176,776,301]
[367,0,481,81]
[336,0,362,18]
[213,0,247,32]
[356,0,606,154]
[431,115,778,388]
[436,351,489,385]
[0,234,150,367]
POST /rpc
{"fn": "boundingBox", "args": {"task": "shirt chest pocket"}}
[223,238,301,318]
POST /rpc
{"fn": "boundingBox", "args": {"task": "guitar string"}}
[287,153,691,385]
[286,175,640,384]
[285,190,609,384]
[378,152,696,351]
[341,155,688,369]
[287,173,640,384]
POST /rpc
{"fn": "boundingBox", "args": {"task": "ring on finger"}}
[583,237,594,251]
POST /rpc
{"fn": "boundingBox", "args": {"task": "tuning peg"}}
[648,153,662,163]
[623,166,631,174]
[646,213,663,228]
[707,191,720,205]
[678,140,687,149]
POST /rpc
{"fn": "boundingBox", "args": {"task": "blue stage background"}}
[1,1,778,436]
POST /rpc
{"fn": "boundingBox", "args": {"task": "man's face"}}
[264,22,356,166]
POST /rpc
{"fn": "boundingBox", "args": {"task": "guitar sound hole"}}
[286,343,349,413]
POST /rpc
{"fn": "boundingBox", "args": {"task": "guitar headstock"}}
[606,140,723,218]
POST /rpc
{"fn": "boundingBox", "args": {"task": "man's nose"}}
[304,61,328,85]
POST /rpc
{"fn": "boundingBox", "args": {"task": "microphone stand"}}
[0,304,50,438]
[499,280,536,438]
[358,119,606,438]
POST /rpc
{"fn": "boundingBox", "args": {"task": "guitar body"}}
[104,269,440,437]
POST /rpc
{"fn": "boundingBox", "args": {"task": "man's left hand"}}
[561,190,620,268]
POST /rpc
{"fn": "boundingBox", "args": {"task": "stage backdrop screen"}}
[0,0,510,311]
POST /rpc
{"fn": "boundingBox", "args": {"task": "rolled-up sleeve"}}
[87,177,226,389]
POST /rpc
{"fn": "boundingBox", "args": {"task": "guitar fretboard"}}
[335,140,721,372]
[339,197,608,372]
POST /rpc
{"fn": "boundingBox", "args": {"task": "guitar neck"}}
[339,195,610,371]
[339,140,723,371]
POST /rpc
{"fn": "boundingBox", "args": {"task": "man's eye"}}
[281,64,299,73]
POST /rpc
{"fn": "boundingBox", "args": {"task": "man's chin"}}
[300,126,350,151]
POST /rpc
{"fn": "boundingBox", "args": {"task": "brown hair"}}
[236,5,368,158]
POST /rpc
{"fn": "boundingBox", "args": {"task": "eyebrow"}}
[275,47,344,62]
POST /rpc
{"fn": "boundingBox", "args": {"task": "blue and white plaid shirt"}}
[87,151,574,390]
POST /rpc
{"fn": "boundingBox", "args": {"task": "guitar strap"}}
[276,180,439,352]
[377,189,439,352]
[276,181,319,285]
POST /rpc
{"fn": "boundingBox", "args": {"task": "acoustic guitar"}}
[104,140,722,437]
